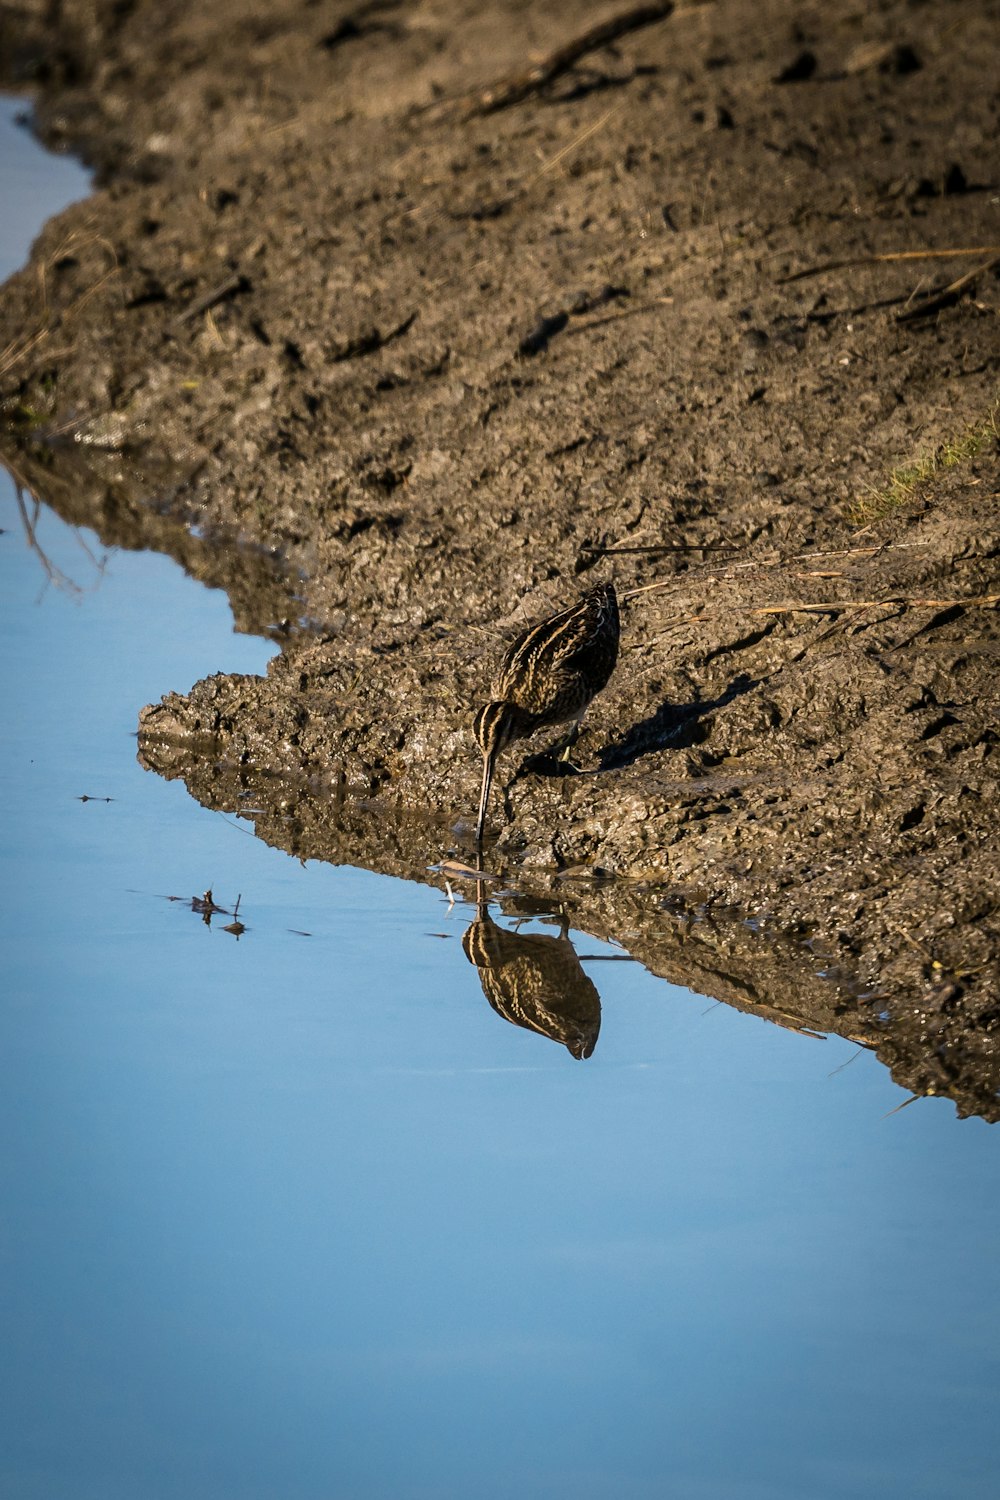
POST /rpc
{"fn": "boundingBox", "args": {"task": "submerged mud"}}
[1,0,998,1115]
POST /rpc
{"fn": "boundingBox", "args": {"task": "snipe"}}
[473,581,619,841]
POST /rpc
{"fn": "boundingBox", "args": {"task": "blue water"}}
[1,95,999,1500]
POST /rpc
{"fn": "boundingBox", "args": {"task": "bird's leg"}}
[555,711,586,764]
[525,715,586,777]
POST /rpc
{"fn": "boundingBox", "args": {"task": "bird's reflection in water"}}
[462,897,602,1059]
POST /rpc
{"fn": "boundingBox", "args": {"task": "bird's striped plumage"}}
[462,899,601,1059]
[473,582,620,840]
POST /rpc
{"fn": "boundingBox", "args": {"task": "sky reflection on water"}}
[1,95,999,1500]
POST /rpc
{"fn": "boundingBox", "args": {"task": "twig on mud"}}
[784,607,880,663]
[777,245,1000,284]
[0,326,49,380]
[614,540,925,576]
[624,587,1000,617]
[0,266,119,381]
[563,295,675,338]
[805,290,917,324]
[581,540,740,556]
[786,543,924,561]
[889,920,941,967]
[399,103,624,243]
[527,104,623,187]
[518,286,667,355]
[744,600,897,618]
[896,254,1000,323]
[172,272,250,329]
[331,310,417,361]
[424,1,693,119]
[784,542,924,563]
[0,230,125,381]
[748,593,1000,618]
[619,540,936,599]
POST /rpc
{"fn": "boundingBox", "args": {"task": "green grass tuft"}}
[848,395,1000,526]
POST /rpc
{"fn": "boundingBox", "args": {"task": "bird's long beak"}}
[476,750,495,844]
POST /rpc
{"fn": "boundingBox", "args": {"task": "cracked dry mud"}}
[1,0,998,1116]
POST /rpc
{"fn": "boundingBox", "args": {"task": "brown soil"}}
[2,0,999,1117]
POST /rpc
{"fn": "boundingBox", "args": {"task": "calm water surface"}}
[1,96,998,1500]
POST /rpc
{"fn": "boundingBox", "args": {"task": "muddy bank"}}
[1,0,998,1114]
[135,738,1000,1120]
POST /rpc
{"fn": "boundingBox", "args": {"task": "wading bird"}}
[473,581,619,842]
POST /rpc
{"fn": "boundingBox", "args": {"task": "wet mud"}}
[1,0,998,1115]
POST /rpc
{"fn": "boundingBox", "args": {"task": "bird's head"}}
[473,700,528,843]
[473,699,522,759]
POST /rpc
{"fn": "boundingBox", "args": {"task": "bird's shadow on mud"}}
[596,673,760,771]
[497,674,758,810]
